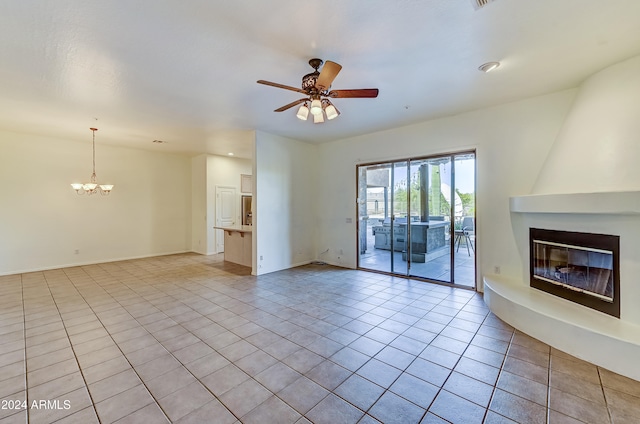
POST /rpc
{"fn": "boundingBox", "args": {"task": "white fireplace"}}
[484,55,640,382]
[485,191,640,381]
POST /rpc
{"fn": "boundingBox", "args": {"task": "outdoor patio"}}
[359,220,475,288]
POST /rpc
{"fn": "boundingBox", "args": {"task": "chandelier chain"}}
[71,126,113,196]
[91,128,97,183]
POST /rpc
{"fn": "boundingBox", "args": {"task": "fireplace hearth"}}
[530,228,620,318]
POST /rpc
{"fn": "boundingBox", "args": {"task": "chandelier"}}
[71,127,114,196]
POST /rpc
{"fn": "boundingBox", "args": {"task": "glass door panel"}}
[407,157,452,282]
[358,163,394,273]
[391,162,409,275]
[452,153,476,287]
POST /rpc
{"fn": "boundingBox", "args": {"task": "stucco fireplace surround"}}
[483,54,640,382]
[484,191,640,381]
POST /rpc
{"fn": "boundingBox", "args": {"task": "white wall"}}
[206,155,253,254]
[0,130,191,275]
[191,154,207,254]
[315,90,577,288]
[254,131,316,275]
[533,55,640,194]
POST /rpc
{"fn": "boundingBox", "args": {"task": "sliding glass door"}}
[357,161,396,274]
[452,153,476,286]
[357,151,475,287]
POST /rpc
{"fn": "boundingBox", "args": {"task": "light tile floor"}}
[1,253,639,424]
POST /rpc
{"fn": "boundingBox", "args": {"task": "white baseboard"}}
[0,250,192,277]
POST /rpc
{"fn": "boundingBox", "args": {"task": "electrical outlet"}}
[494,266,501,274]
[260,255,263,261]
[74,249,80,255]
[346,218,352,224]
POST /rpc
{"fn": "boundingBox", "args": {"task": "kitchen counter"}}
[214,225,253,234]
[213,225,252,267]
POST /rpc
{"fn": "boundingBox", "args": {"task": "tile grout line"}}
[38,271,103,424]
[102,262,413,422]
[546,342,552,424]
[484,327,517,424]
[61,267,181,423]
[16,255,632,422]
[93,264,297,421]
[413,294,499,423]
[326,277,485,421]
[63,265,248,423]
[101,262,379,420]
[327,291,491,422]
[597,367,614,424]
[140,266,342,420]
[20,274,30,424]
[126,271,353,421]
[365,301,452,422]
[288,274,438,420]
[104,262,491,422]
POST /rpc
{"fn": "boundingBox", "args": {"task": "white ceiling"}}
[1,1,640,159]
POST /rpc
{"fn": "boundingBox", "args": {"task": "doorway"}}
[215,185,237,253]
[357,151,476,288]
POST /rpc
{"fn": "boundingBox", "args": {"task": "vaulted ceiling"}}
[1,1,640,158]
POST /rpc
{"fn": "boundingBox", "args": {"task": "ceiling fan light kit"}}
[257,58,378,124]
[296,103,310,120]
[322,99,340,120]
[310,98,323,115]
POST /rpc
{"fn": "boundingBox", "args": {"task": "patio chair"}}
[454,217,475,256]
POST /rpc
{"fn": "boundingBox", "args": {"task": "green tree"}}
[456,189,475,216]
[394,187,407,215]
[395,180,452,218]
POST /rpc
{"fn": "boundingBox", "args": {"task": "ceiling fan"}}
[257,58,379,123]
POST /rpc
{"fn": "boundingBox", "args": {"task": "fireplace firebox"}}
[529,228,620,318]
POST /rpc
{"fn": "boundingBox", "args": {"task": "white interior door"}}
[215,186,237,253]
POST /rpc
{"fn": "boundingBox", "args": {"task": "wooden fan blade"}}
[315,61,342,91]
[274,98,308,112]
[327,88,379,98]
[257,80,307,95]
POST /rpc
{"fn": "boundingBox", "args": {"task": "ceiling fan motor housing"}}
[302,72,320,93]
[301,58,325,93]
